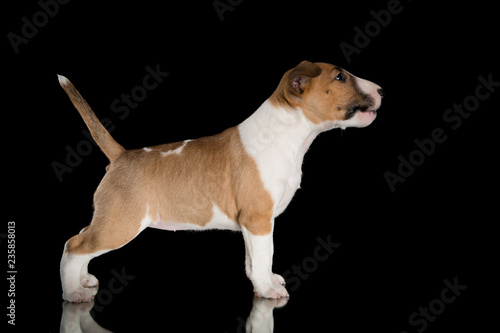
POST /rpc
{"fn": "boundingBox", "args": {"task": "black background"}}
[4,0,498,332]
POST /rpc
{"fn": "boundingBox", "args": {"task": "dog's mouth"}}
[344,91,380,120]
[345,104,377,120]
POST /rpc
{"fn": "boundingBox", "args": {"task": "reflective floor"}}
[48,269,489,333]
[51,262,490,332]
[31,225,492,332]
[61,296,288,333]
[5,0,497,332]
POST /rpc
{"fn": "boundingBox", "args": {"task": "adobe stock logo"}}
[7,0,71,54]
[52,63,169,182]
[400,277,467,333]
[213,0,243,22]
[90,267,136,315]
[384,73,499,192]
[339,0,412,63]
[282,234,340,291]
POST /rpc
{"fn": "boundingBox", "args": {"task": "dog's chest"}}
[238,101,322,218]
[256,147,304,217]
[239,132,310,217]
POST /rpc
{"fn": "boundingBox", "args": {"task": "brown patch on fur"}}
[269,61,322,109]
[269,61,371,124]
[65,127,274,255]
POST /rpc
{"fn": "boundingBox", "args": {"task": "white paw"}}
[252,295,289,310]
[254,284,289,299]
[271,273,286,286]
[63,287,96,303]
[81,274,99,288]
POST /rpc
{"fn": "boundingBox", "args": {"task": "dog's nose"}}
[377,88,385,97]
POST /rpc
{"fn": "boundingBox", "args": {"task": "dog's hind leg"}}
[60,204,149,303]
[60,237,105,303]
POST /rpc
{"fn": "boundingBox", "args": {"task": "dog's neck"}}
[238,100,334,166]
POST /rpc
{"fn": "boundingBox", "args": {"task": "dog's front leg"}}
[242,225,289,299]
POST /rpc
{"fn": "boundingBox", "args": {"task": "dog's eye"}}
[335,73,346,82]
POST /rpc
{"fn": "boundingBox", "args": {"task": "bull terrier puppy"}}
[58,61,383,302]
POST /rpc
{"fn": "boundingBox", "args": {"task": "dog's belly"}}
[147,204,241,232]
[149,221,207,231]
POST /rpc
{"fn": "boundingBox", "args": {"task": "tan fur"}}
[59,61,383,301]
[59,76,125,162]
[61,61,374,256]
[269,61,369,124]
[65,127,274,255]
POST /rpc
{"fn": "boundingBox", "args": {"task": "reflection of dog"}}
[245,297,288,332]
[60,301,112,333]
[59,61,383,302]
[60,296,287,332]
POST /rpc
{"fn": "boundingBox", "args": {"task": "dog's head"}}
[270,61,384,129]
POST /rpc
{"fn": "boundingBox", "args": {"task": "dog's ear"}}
[288,61,322,96]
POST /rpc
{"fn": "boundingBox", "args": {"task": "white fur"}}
[238,100,328,217]
[338,110,377,128]
[242,224,288,298]
[238,100,331,298]
[343,75,382,128]
[355,76,382,106]
[58,74,69,87]
[161,139,192,157]
[61,248,109,302]
[60,66,381,302]
[147,202,241,232]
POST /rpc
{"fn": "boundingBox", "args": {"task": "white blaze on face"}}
[355,76,383,112]
[336,75,383,129]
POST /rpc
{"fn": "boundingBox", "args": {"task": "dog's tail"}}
[58,75,125,163]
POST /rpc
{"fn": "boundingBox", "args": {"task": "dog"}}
[59,60,383,302]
